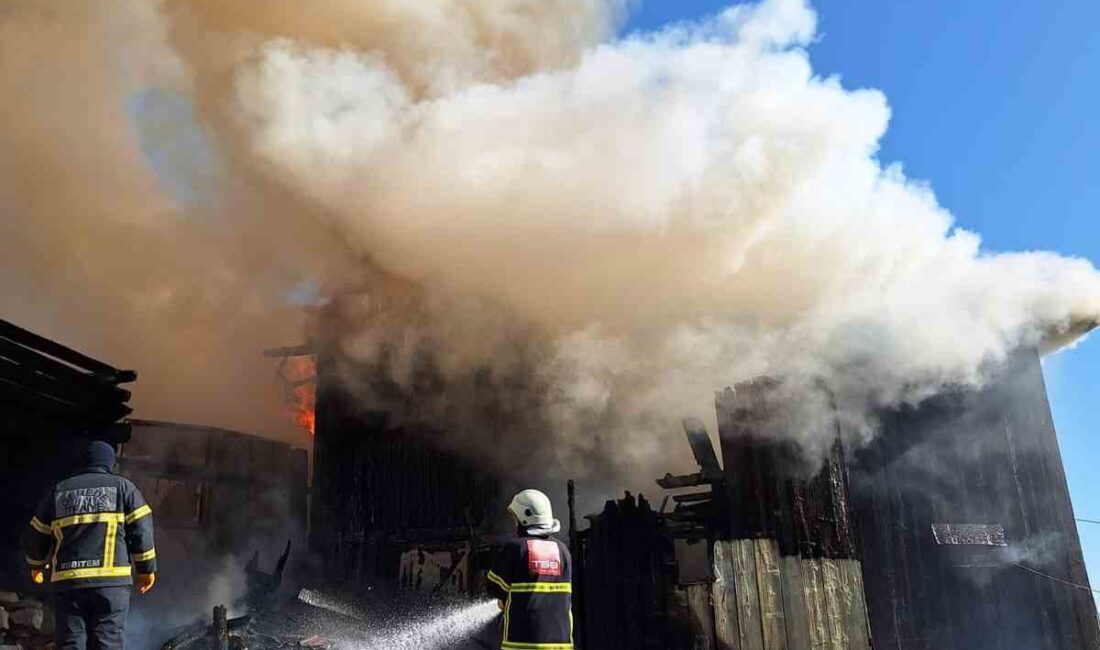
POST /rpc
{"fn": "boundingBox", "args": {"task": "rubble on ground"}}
[0,593,52,650]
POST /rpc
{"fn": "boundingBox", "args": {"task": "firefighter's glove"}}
[30,569,45,585]
[137,573,156,594]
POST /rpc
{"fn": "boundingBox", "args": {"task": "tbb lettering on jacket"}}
[527,539,562,576]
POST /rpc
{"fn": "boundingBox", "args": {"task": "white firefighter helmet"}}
[508,489,561,534]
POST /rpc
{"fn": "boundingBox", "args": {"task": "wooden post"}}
[568,479,583,649]
[213,605,228,650]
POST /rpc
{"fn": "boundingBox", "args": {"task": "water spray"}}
[297,589,370,621]
[297,589,499,650]
[346,599,499,650]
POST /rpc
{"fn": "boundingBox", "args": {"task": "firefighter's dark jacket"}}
[488,532,573,650]
[24,467,157,590]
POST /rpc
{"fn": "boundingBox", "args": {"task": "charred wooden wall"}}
[117,420,309,625]
[118,420,308,550]
[716,381,860,560]
[573,399,874,650]
[575,493,691,650]
[704,351,1099,650]
[850,351,1100,650]
[713,381,872,650]
[311,357,502,585]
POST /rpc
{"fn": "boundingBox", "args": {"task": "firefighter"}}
[487,489,573,650]
[24,439,157,650]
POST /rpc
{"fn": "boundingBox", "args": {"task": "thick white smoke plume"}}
[232,0,1100,470]
[2,0,1098,474]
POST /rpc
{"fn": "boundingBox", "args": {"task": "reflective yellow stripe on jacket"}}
[52,567,133,582]
[499,581,573,649]
[49,512,132,583]
[508,582,572,594]
[53,512,124,528]
[27,517,53,566]
[125,505,152,524]
[487,570,510,592]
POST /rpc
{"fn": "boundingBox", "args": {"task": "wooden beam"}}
[0,357,130,407]
[0,339,130,394]
[0,319,133,381]
[656,472,710,489]
[683,417,723,479]
[673,490,714,504]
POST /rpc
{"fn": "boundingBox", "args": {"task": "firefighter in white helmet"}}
[487,489,573,650]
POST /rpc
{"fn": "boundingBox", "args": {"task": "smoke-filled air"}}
[2,0,1098,477]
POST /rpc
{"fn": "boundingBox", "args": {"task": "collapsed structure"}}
[311,346,1099,650]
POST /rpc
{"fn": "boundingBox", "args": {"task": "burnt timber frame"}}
[0,319,135,436]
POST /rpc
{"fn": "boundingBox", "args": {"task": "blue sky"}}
[625,0,1100,581]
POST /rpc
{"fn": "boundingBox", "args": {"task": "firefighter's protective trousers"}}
[487,534,573,650]
[54,586,131,650]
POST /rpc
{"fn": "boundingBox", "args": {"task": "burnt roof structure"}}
[0,319,135,440]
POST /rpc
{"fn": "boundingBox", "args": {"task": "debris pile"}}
[160,605,330,650]
[0,592,51,650]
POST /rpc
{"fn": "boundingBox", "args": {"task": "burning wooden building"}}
[309,348,503,592]
[574,349,1098,650]
[310,338,1099,649]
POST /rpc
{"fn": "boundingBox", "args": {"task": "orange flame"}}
[284,356,317,437]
